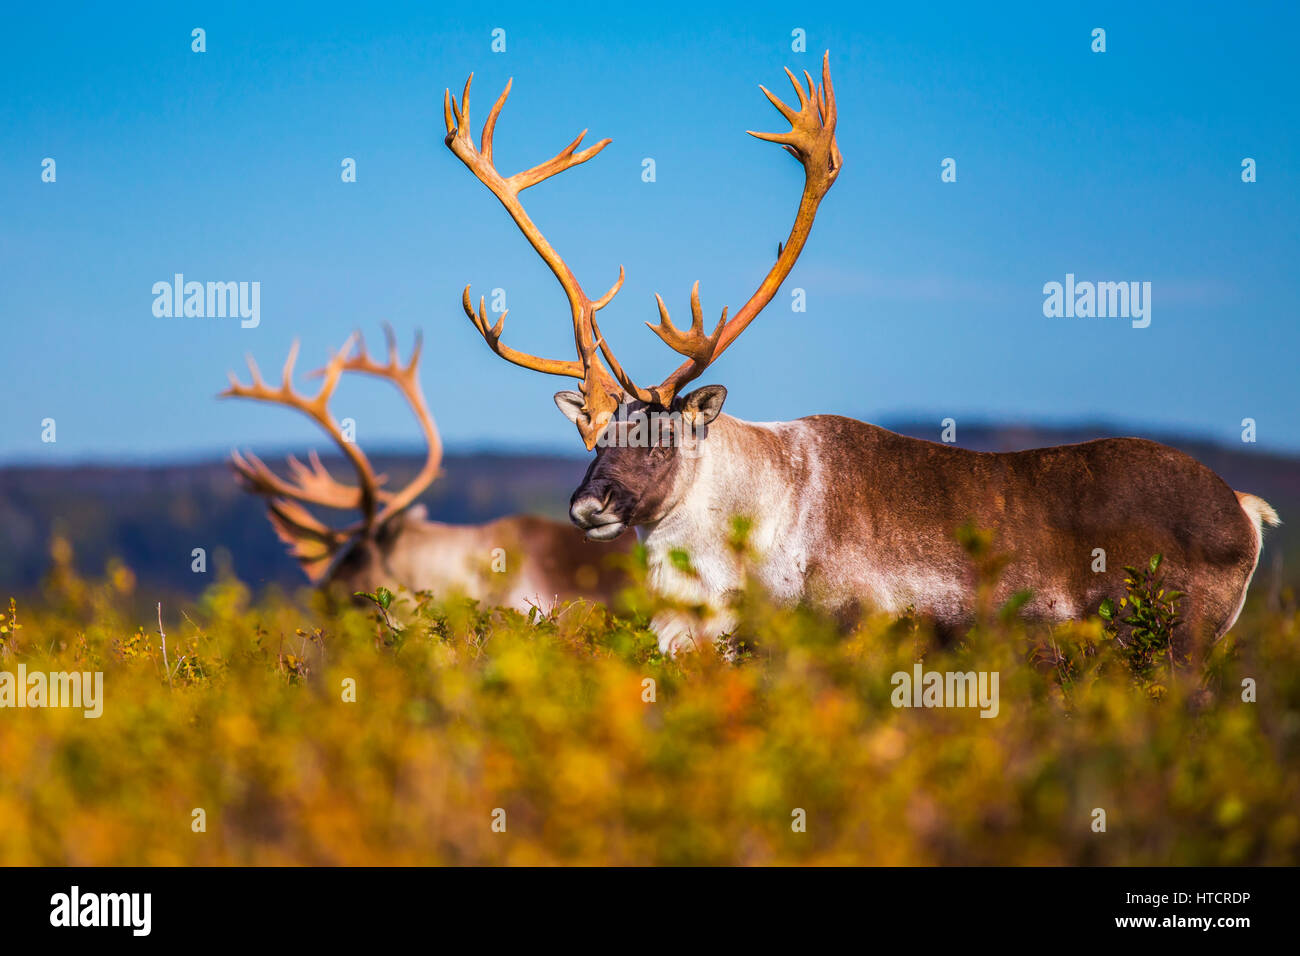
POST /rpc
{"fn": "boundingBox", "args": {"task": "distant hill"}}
[0,452,591,602]
[2,423,1296,604]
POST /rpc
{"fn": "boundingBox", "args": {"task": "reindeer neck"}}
[643,413,804,544]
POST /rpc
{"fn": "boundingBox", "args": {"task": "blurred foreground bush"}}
[0,535,1297,865]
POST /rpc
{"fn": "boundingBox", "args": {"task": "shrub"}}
[0,536,1296,865]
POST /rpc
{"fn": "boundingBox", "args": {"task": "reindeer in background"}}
[443,52,1278,661]
[221,328,629,611]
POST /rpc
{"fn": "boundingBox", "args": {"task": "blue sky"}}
[2,1,1297,463]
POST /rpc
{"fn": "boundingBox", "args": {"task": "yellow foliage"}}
[0,549,1297,866]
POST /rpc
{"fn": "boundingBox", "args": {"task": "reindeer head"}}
[554,387,727,539]
[220,327,443,592]
[444,53,841,539]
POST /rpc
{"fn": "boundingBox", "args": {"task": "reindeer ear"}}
[679,385,727,428]
[553,391,587,426]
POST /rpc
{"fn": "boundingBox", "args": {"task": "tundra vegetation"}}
[0,526,1296,866]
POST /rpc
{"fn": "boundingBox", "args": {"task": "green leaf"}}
[1098,598,1115,621]
[1149,553,1163,574]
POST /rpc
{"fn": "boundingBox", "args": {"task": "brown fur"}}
[802,418,1262,659]
[281,506,631,610]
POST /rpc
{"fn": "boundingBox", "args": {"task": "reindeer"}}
[220,329,629,611]
[443,53,1280,660]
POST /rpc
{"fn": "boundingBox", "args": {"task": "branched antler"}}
[446,53,841,428]
[229,448,385,511]
[445,74,626,448]
[616,52,841,405]
[221,336,381,525]
[317,325,443,525]
[221,327,443,539]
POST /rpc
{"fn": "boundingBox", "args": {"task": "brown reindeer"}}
[220,329,629,611]
[444,53,1279,659]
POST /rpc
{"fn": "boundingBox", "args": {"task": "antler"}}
[227,448,382,511]
[261,497,348,584]
[444,73,627,449]
[448,54,841,423]
[317,325,443,526]
[223,329,444,543]
[600,51,842,406]
[221,337,382,528]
